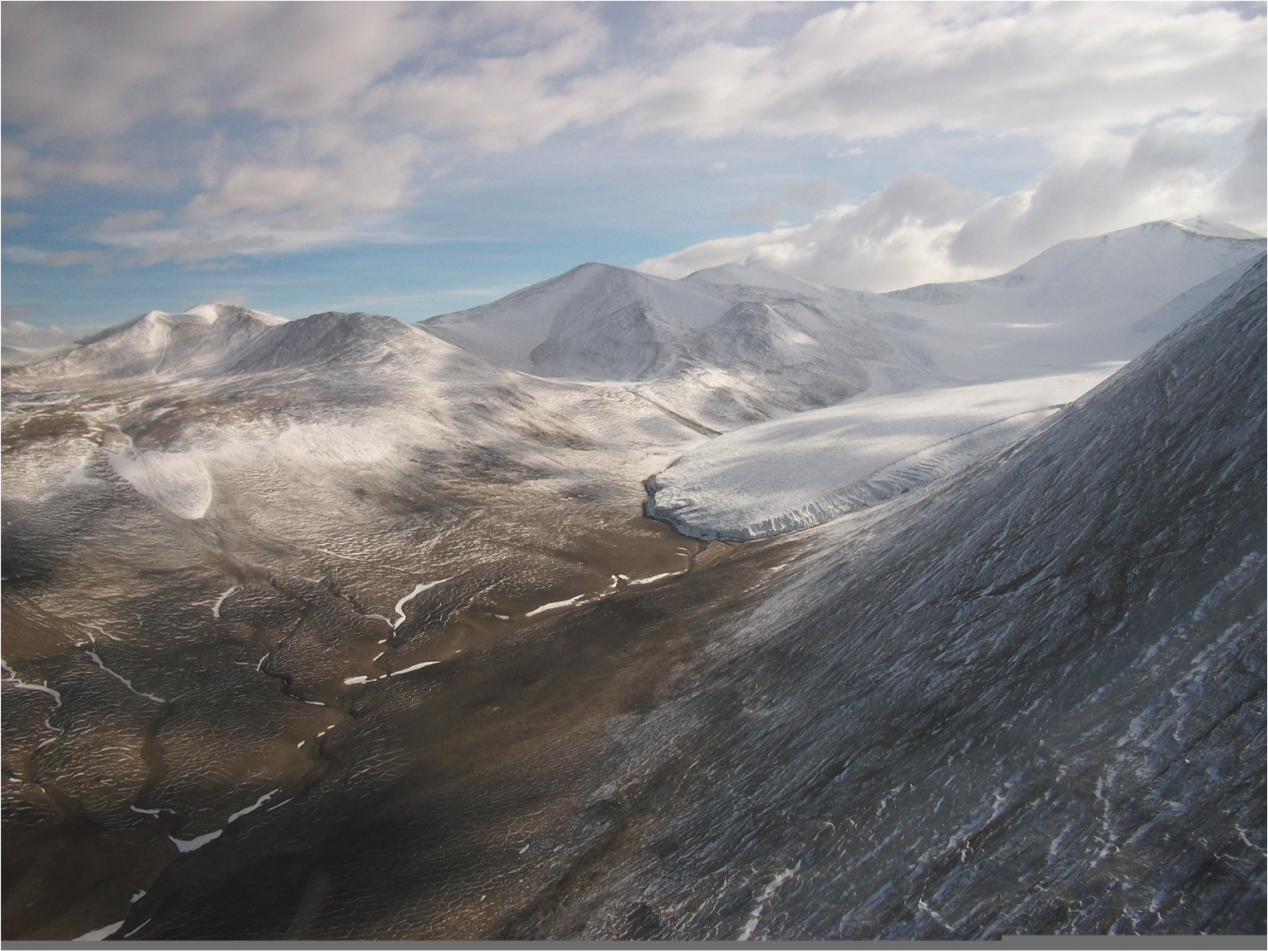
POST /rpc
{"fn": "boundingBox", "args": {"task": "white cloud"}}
[640,124,1267,291]
[186,132,425,226]
[641,171,983,289]
[2,2,1263,267]
[638,1,792,52]
[2,2,612,259]
[1218,114,1268,231]
[949,131,1216,269]
[731,177,844,226]
[610,2,1265,156]
[99,210,164,233]
[0,3,428,138]
[1,314,74,349]
[371,24,609,153]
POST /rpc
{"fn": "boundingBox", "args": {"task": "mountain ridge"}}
[574,252,1268,941]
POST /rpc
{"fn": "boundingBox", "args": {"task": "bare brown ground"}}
[1,460,807,939]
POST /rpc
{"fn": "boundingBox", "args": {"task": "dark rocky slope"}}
[516,256,1268,938]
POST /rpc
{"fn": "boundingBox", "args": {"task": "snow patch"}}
[108,449,212,520]
[86,650,165,704]
[211,585,238,619]
[391,579,449,629]
[390,660,441,677]
[627,571,682,586]
[226,789,279,823]
[169,829,223,853]
[525,593,591,616]
[738,863,800,940]
[74,921,125,941]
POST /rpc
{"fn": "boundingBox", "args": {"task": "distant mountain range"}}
[424,217,1264,421]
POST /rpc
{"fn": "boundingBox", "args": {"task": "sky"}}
[2,1,1265,337]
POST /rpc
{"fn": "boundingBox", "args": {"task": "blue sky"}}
[2,2,1264,334]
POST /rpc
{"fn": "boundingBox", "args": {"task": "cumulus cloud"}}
[609,2,1265,155]
[1219,114,1268,229]
[635,1,795,52]
[949,131,1222,269]
[1,308,104,349]
[640,125,1267,291]
[731,177,843,226]
[1,2,616,260]
[641,171,984,290]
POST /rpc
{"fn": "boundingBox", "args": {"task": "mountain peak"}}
[1160,216,1265,240]
[680,262,831,297]
[180,302,288,326]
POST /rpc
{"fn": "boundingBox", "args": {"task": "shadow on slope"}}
[526,256,1267,938]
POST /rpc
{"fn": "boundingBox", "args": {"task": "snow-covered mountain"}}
[423,262,896,427]
[2,219,1263,941]
[541,249,1268,942]
[422,219,1263,429]
[3,309,713,531]
[876,217,1265,382]
[7,303,287,380]
[424,263,732,379]
[891,217,1261,311]
[634,222,1257,539]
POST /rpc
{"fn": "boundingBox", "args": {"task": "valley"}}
[1,220,1264,940]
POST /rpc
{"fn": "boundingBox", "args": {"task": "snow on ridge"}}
[680,263,833,298]
[423,262,733,380]
[985,218,1264,306]
[1161,216,1265,241]
[416,217,1265,431]
[12,303,291,380]
[180,302,288,326]
[420,259,896,427]
[11,306,475,383]
[884,218,1265,313]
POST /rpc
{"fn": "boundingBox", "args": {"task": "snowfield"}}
[632,220,1263,539]
[645,370,1118,540]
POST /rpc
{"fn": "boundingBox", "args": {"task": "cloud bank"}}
[640,117,1268,290]
[3,1,1264,286]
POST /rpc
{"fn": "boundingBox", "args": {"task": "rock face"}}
[529,258,1267,938]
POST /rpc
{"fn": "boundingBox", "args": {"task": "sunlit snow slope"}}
[3,307,713,531]
[423,262,895,428]
[645,370,1116,540]
[642,223,1263,539]
[423,219,1263,434]
[877,218,1265,382]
